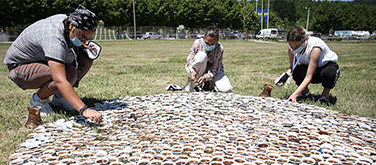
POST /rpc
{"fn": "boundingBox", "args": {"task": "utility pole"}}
[256,0,258,30]
[256,0,257,16]
[261,0,264,30]
[305,7,310,31]
[133,0,136,39]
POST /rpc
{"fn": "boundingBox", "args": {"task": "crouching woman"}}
[184,29,233,92]
[285,27,340,105]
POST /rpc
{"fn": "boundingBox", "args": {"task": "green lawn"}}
[0,39,375,164]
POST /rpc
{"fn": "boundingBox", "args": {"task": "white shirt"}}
[291,36,338,67]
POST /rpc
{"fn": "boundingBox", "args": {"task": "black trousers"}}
[292,62,340,89]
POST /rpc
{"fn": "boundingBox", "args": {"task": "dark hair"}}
[63,18,73,47]
[287,26,308,42]
[205,26,219,41]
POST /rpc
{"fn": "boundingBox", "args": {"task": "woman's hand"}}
[190,71,196,80]
[288,48,321,103]
[288,94,298,102]
[83,108,102,123]
[198,76,206,84]
[286,68,292,75]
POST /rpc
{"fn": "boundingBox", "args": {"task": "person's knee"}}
[194,51,208,63]
[321,69,340,89]
[8,71,28,89]
[322,68,339,79]
[9,66,52,89]
[216,85,233,93]
[46,81,59,93]
[321,69,339,84]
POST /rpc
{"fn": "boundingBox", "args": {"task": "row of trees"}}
[275,0,376,34]
[1,0,376,35]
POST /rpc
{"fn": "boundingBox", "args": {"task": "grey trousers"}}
[190,51,233,93]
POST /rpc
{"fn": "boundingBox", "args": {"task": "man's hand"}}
[82,41,91,49]
[83,109,102,123]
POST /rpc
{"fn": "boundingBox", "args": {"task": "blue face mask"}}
[203,43,215,51]
[70,36,83,47]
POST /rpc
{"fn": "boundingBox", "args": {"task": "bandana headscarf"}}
[68,4,97,30]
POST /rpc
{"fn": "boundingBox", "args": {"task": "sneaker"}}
[318,95,332,106]
[29,93,54,116]
[51,92,76,111]
[165,84,183,91]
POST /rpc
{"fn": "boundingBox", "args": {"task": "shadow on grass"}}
[303,94,337,106]
[81,97,106,107]
[49,97,106,117]
[282,93,337,106]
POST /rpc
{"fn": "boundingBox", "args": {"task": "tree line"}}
[1,0,375,35]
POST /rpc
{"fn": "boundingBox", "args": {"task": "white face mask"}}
[290,41,307,54]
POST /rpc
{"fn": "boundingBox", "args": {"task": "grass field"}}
[0,39,375,164]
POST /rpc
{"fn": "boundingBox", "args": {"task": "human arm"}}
[48,60,102,123]
[286,48,294,75]
[73,48,93,87]
[288,48,321,102]
[201,44,223,82]
[185,40,200,79]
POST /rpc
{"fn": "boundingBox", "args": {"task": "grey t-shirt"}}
[4,14,76,66]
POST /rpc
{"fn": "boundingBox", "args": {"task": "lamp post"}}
[305,7,310,31]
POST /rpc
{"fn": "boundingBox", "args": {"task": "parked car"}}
[372,30,376,36]
[225,31,240,39]
[334,30,370,39]
[310,32,322,38]
[142,32,162,39]
[256,28,278,40]
[196,34,205,39]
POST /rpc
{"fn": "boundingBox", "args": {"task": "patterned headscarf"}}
[68,4,97,30]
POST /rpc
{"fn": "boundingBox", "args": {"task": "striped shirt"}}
[4,14,75,66]
[185,38,224,81]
